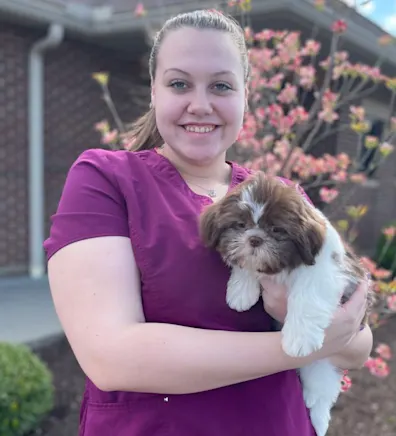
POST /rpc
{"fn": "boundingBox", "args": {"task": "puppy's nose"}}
[249,236,263,247]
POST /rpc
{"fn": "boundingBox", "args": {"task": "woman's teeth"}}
[184,125,216,133]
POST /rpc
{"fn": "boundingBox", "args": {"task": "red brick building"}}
[1,0,395,277]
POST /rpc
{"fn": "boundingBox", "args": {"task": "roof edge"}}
[1,0,396,70]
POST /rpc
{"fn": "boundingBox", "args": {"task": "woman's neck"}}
[157,144,231,185]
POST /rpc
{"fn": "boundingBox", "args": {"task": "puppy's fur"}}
[199,172,373,436]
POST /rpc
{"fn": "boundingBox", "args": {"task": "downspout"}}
[28,23,64,279]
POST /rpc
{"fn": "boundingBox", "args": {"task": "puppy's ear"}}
[199,205,222,249]
[293,219,325,266]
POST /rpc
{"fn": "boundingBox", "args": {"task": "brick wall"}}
[325,102,396,256]
[0,20,148,275]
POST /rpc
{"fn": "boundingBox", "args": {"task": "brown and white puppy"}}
[199,171,372,436]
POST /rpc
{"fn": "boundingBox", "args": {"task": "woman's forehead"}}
[156,28,242,75]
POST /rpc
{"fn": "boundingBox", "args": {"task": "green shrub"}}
[0,342,54,436]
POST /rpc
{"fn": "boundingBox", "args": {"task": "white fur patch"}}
[240,185,265,224]
[226,209,348,436]
[299,360,343,436]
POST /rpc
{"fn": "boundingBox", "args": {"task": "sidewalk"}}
[0,276,64,347]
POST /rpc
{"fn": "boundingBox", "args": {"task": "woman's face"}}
[152,27,246,166]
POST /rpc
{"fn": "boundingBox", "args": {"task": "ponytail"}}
[123,106,163,152]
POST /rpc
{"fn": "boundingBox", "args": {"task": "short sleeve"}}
[44,148,130,260]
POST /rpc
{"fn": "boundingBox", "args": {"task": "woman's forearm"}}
[329,325,373,370]
[95,323,329,394]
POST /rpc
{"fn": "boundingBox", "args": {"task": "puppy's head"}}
[199,172,326,275]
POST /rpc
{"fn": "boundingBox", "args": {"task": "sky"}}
[342,0,396,35]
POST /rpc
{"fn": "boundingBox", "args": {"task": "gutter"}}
[28,23,65,279]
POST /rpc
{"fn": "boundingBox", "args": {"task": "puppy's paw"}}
[226,268,260,312]
[226,285,258,312]
[281,323,325,357]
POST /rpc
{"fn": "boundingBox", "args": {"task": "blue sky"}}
[345,0,396,35]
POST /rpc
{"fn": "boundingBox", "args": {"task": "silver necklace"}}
[188,182,217,198]
[155,147,220,198]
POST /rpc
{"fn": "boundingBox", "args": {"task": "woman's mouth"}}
[182,124,218,134]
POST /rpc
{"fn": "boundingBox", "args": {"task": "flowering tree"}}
[92,0,396,389]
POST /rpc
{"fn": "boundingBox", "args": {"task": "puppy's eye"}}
[272,226,287,235]
[236,222,246,229]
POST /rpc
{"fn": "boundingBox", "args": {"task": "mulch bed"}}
[28,318,396,436]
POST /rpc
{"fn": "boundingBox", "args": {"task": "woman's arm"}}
[48,236,360,395]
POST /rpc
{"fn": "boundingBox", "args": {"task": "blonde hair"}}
[125,9,249,151]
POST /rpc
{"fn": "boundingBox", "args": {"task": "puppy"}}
[199,171,372,436]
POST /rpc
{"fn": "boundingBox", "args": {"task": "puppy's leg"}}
[281,263,343,357]
[299,360,343,436]
[226,267,261,312]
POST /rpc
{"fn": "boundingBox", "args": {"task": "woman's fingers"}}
[342,280,368,327]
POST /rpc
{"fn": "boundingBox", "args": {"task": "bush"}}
[0,342,54,436]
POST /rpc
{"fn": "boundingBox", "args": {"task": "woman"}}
[45,9,372,436]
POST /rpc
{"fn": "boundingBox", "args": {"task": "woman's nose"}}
[187,90,213,116]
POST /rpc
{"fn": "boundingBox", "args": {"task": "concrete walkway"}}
[0,276,64,347]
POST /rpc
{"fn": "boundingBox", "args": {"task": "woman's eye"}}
[214,82,232,92]
[170,80,187,90]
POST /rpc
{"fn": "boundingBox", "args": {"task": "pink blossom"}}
[289,106,309,124]
[254,29,275,41]
[319,187,339,203]
[301,39,321,56]
[298,66,316,89]
[340,374,352,392]
[336,152,351,169]
[383,226,396,239]
[331,170,347,182]
[387,295,396,311]
[331,19,347,34]
[101,130,118,144]
[95,120,109,132]
[375,344,392,360]
[273,139,291,159]
[380,142,394,156]
[364,357,390,378]
[277,84,298,104]
[322,90,338,107]
[318,109,339,123]
[134,2,146,17]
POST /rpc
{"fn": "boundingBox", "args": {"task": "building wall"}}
[0,20,147,275]
[1,17,395,275]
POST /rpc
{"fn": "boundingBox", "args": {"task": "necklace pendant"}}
[207,189,217,198]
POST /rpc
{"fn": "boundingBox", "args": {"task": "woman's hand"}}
[321,281,368,357]
[260,277,369,359]
[260,278,288,323]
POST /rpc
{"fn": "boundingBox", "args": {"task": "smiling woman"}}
[44,8,371,436]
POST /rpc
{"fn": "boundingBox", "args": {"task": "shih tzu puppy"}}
[199,171,372,436]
